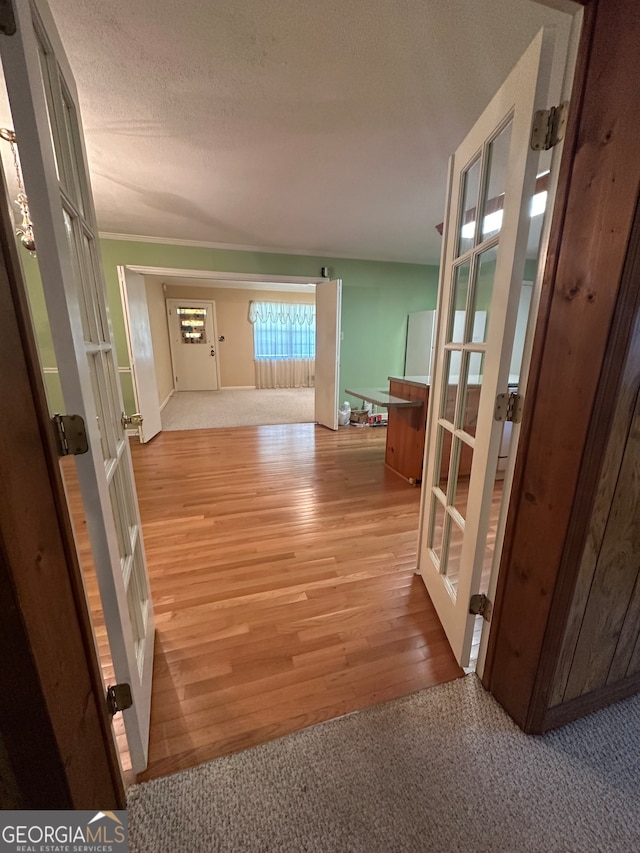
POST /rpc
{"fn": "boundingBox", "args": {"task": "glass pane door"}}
[417,29,554,666]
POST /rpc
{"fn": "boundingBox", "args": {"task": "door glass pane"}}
[103,351,124,443]
[480,121,513,241]
[471,246,498,343]
[88,353,110,462]
[457,157,481,256]
[443,517,464,592]
[448,262,470,343]
[109,467,132,566]
[133,540,150,636]
[452,438,473,520]
[462,353,485,437]
[36,40,61,181]
[80,230,107,343]
[429,496,446,565]
[126,572,144,667]
[433,425,453,493]
[60,82,85,215]
[177,306,208,343]
[441,352,460,424]
[62,208,92,341]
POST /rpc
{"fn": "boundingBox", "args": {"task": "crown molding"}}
[98,231,427,266]
[124,265,326,285]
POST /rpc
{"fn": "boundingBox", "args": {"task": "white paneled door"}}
[118,268,162,443]
[315,279,342,430]
[167,298,219,391]
[0,0,155,770]
[417,30,554,667]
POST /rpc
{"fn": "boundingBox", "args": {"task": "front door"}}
[417,30,555,666]
[0,0,155,771]
[167,298,219,391]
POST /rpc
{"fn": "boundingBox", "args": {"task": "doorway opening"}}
[118,266,342,438]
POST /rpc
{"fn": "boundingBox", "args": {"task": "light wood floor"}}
[128,424,464,781]
[64,424,515,784]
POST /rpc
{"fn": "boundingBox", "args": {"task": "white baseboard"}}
[220,385,257,390]
[160,389,175,412]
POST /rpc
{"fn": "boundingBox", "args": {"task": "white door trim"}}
[125,265,326,285]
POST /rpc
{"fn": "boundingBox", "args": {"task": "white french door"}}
[417,30,554,666]
[315,278,342,430]
[0,0,154,770]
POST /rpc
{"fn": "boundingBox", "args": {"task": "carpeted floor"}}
[161,388,315,430]
[127,675,640,852]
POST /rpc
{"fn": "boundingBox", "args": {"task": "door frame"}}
[166,297,221,392]
[116,265,332,421]
[483,0,640,731]
[473,8,584,675]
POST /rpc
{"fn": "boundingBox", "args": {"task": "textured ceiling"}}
[45,0,572,264]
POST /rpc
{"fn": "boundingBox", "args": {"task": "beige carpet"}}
[127,675,640,852]
[161,388,315,430]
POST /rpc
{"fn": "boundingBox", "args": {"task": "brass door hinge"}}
[531,102,568,151]
[51,414,89,457]
[469,593,492,622]
[494,392,523,423]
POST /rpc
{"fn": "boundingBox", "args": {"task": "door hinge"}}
[52,414,89,457]
[494,392,523,423]
[106,683,133,716]
[0,0,16,36]
[469,593,492,621]
[530,102,568,151]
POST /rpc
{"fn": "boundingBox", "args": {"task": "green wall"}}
[24,235,536,418]
[21,235,438,415]
[99,239,439,411]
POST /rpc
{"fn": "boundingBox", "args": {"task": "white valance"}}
[249,301,315,326]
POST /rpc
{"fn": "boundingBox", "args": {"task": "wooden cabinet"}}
[385,379,429,483]
[384,378,480,485]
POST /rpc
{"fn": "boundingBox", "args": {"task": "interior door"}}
[417,29,553,666]
[315,278,342,430]
[167,298,219,391]
[118,268,162,443]
[0,0,155,770]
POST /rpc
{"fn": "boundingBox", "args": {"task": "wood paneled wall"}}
[484,0,640,731]
[547,200,640,720]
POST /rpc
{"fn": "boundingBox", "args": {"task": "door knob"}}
[122,412,143,428]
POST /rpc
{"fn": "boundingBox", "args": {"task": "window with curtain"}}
[249,301,316,359]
